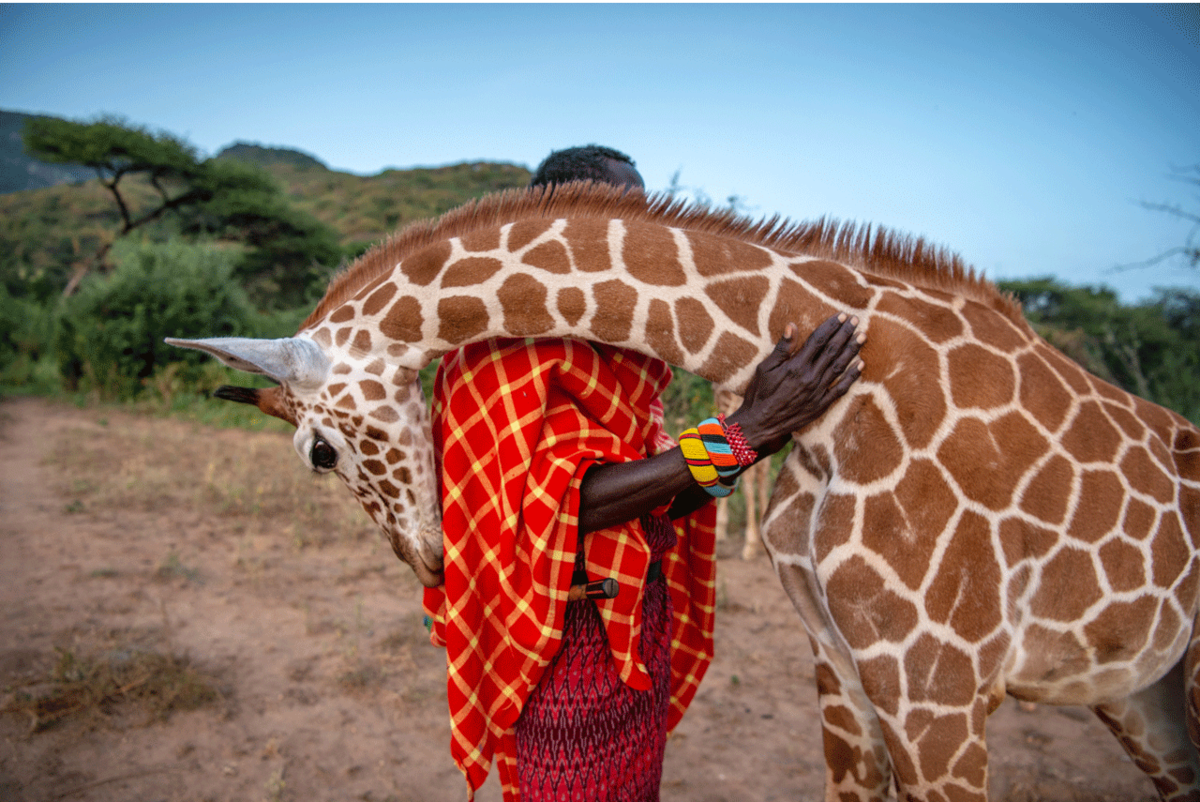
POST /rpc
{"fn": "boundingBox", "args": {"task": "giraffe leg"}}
[1092,658,1200,801]
[714,493,730,542]
[741,460,760,560]
[741,460,770,560]
[809,640,894,802]
[865,696,991,802]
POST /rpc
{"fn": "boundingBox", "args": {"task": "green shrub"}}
[0,285,58,390]
[55,239,257,398]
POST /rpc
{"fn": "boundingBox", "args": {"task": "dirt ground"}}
[0,396,1164,801]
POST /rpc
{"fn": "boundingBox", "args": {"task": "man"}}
[529,144,645,191]
[423,145,864,801]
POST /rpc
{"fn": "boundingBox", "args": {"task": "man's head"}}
[530,145,645,191]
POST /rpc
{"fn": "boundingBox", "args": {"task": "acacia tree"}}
[23,115,340,305]
[1141,164,1200,270]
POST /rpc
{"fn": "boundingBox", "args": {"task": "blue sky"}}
[2,3,1197,302]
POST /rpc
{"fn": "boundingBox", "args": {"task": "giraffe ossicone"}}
[169,182,1200,801]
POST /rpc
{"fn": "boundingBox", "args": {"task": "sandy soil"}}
[0,396,1163,801]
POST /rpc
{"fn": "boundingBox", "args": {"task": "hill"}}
[0,125,531,299]
[216,142,329,171]
[265,160,531,247]
[211,142,531,244]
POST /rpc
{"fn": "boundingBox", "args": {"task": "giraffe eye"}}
[311,437,338,470]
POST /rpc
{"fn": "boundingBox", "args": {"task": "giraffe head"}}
[164,335,445,587]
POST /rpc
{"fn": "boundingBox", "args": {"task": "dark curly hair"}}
[530,145,639,188]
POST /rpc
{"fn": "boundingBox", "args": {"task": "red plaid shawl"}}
[422,338,717,800]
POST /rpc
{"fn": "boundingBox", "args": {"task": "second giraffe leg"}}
[1092,657,1200,801]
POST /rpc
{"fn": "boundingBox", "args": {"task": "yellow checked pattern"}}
[422,338,717,800]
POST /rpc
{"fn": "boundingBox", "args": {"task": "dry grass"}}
[3,633,221,733]
[44,413,375,550]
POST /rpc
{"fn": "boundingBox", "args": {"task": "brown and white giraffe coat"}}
[170,183,1200,801]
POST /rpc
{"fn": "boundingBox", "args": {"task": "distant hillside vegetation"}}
[272,160,531,247]
[217,142,328,171]
[1,121,532,298]
[0,110,94,194]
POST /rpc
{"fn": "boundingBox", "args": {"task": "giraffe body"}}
[169,184,1200,800]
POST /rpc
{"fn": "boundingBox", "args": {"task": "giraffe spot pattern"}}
[507,219,553,252]
[1030,547,1103,620]
[644,299,684,367]
[938,413,1047,510]
[822,704,862,737]
[869,318,946,449]
[925,511,1002,642]
[874,292,964,344]
[686,229,773,277]
[362,282,397,316]
[1123,446,1178,504]
[862,491,937,590]
[947,343,1015,409]
[1152,515,1190,587]
[563,219,611,271]
[826,556,919,649]
[498,273,554,336]
[380,295,424,342]
[401,241,452,286]
[442,256,504,288]
[1019,455,1075,525]
[705,276,770,336]
[1083,597,1157,664]
[904,706,970,780]
[1066,470,1124,542]
[1017,351,1074,433]
[556,288,586,326]
[523,240,572,274]
[857,654,901,717]
[768,277,836,344]
[834,396,905,485]
[437,296,489,344]
[793,260,875,310]
[1020,624,1093,685]
[360,380,386,401]
[458,226,501,252]
[961,299,1027,352]
[1061,401,1123,464]
[699,332,760,389]
[674,297,713,354]
[1098,538,1147,592]
[624,222,686,285]
[591,280,637,342]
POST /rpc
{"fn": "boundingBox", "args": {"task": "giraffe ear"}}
[164,336,330,390]
[213,385,298,426]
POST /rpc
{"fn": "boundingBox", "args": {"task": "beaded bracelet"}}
[717,413,759,466]
[681,414,761,498]
[679,428,731,496]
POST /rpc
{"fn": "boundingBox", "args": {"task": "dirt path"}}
[0,397,1161,801]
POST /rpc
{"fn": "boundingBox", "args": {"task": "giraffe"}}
[713,386,771,560]
[168,183,1200,801]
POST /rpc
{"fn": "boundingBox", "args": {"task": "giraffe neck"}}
[303,214,857,393]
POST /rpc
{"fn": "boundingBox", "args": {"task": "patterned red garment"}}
[422,337,718,801]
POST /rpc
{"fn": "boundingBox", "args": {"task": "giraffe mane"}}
[304,181,1028,332]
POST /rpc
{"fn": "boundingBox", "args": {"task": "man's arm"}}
[577,313,865,534]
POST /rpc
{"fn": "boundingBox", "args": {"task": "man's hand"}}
[577,313,864,533]
[727,313,865,458]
